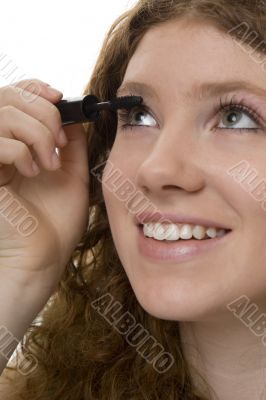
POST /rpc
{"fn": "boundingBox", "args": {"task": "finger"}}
[0,106,61,171]
[12,79,68,147]
[0,137,41,178]
[59,123,89,184]
[0,81,67,149]
[10,78,63,102]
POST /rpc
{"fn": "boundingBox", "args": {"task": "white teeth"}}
[142,222,228,241]
[165,224,179,240]
[192,225,206,240]
[143,223,154,237]
[153,223,166,240]
[206,227,217,238]
[179,224,193,239]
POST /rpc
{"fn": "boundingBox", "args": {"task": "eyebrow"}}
[116,80,266,102]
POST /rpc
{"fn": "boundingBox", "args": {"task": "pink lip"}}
[137,225,231,263]
[135,211,231,230]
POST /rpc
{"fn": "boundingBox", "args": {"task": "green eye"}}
[217,104,262,132]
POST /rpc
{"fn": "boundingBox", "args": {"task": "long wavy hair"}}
[5,0,266,399]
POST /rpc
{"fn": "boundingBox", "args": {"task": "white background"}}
[0,1,137,98]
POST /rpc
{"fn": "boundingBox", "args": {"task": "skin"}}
[102,17,266,399]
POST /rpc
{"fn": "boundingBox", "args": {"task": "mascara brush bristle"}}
[109,95,143,110]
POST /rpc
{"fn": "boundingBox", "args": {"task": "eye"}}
[215,97,265,133]
[117,104,157,131]
[117,95,266,134]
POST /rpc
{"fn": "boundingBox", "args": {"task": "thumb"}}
[59,123,89,184]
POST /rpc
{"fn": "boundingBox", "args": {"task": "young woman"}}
[1,0,266,398]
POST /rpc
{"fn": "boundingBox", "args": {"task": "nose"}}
[135,124,205,199]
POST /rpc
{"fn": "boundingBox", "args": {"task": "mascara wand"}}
[55,94,143,126]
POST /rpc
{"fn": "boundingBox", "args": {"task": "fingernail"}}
[51,150,61,169]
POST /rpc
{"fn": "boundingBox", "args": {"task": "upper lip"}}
[135,211,231,230]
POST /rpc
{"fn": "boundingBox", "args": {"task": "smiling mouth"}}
[137,223,232,241]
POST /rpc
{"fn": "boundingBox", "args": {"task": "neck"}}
[179,310,266,399]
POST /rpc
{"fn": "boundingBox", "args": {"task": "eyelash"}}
[216,97,264,133]
[117,95,266,134]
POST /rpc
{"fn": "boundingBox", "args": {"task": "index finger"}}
[10,78,63,104]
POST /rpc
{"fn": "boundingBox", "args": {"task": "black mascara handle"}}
[55,94,100,125]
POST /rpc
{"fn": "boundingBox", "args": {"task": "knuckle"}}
[0,105,17,118]
[0,85,19,103]
[20,80,41,97]
[7,79,42,103]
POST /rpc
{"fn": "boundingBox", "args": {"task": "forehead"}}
[122,18,266,100]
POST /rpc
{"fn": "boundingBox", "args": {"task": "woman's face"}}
[102,18,266,321]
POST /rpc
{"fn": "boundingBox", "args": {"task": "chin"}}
[130,281,224,322]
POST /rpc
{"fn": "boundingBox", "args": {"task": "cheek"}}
[101,141,144,211]
[101,149,150,281]
[226,158,266,219]
[101,151,137,250]
[209,157,266,296]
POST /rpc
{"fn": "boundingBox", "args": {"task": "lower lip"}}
[137,225,231,263]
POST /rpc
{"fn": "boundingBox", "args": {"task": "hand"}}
[0,78,89,294]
